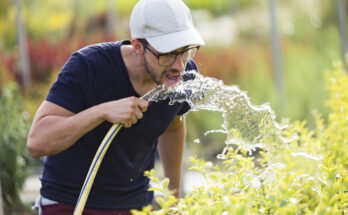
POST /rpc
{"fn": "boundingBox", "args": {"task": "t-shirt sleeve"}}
[177,59,199,115]
[46,53,87,113]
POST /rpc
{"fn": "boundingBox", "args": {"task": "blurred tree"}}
[321,0,348,26]
[0,178,3,215]
[336,0,348,73]
[14,0,31,87]
[268,0,284,115]
[0,0,11,18]
[185,0,260,16]
[106,0,117,38]
[0,1,16,49]
[0,83,33,214]
[68,0,79,38]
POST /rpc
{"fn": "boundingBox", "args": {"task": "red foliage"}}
[26,32,116,83]
[0,34,118,87]
[27,38,72,82]
[195,46,248,82]
[0,51,18,78]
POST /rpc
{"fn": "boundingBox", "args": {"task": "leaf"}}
[162,178,170,190]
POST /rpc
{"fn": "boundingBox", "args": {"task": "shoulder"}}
[62,41,128,72]
[75,41,122,60]
[185,59,198,71]
[183,60,199,81]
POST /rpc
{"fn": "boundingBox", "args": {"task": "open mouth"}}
[163,72,182,86]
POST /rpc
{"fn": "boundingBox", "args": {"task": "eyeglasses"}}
[140,41,200,67]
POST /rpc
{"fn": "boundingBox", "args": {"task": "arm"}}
[27,97,148,158]
[157,115,186,198]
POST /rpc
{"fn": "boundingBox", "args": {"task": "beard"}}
[144,55,162,85]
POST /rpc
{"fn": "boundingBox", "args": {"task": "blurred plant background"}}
[0,0,347,214]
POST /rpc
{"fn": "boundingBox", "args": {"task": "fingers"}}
[134,107,143,120]
[122,97,147,128]
[104,97,149,127]
[131,112,137,124]
[123,110,142,128]
[137,99,148,112]
[123,121,132,128]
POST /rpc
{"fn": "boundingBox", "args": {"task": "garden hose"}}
[73,87,162,215]
[73,123,123,215]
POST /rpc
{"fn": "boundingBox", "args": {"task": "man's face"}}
[143,45,192,87]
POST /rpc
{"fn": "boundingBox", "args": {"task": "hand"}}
[103,96,148,128]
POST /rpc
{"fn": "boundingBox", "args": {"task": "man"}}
[27,0,204,214]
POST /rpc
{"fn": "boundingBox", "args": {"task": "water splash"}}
[143,70,324,195]
[144,70,295,154]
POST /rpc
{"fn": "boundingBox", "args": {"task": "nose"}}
[170,54,185,71]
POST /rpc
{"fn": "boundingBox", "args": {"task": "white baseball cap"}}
[130,0,205,53]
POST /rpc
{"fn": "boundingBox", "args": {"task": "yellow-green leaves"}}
[134,63,348,214]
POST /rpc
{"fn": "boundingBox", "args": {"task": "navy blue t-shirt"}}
[40,40,198,210]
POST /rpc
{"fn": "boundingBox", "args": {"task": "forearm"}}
[27,102,106,157]
[28,97,148,158]
[158,118,186,198]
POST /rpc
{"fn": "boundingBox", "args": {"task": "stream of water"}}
[144,70,295,154]
[143,70,323,193]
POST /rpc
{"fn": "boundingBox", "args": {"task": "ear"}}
[131,39,145,55]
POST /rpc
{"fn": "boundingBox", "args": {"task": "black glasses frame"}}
[139,41,200,66]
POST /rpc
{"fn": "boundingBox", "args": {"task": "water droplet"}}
[204,129,226,136]
[217,154,226,160]
[291,151,323,162]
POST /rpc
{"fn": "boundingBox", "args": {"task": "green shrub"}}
[132,62,348,214]
[0,83,33,214]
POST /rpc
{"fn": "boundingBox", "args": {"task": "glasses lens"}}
[183,47,199,60]
[159,54,176,66]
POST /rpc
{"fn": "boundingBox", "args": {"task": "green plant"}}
[0,83,33,214]
[132,62,348,214]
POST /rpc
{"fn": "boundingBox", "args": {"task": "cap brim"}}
[146,27,205,53]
